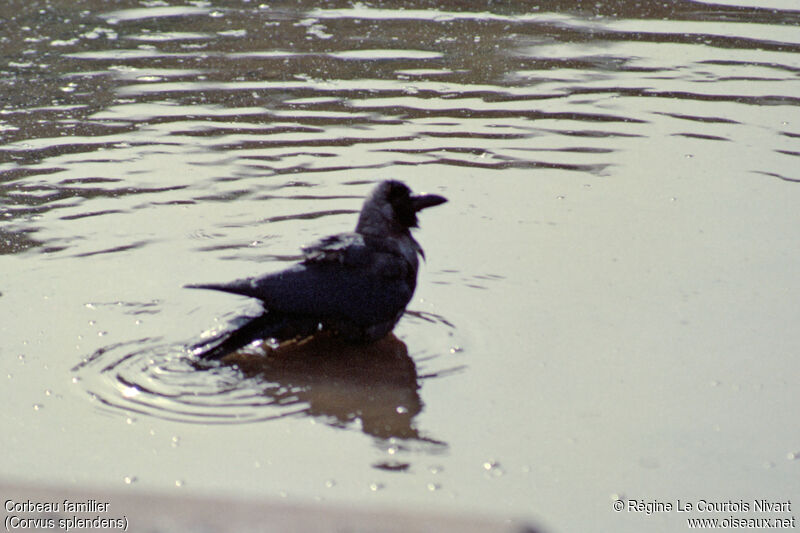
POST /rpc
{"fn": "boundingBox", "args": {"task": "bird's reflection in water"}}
[218,330,441,444]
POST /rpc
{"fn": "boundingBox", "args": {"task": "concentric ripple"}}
[72,310,458,442]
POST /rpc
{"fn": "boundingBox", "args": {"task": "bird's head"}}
[356,180,447,237]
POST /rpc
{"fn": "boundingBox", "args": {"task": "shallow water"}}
[2,1,799,531]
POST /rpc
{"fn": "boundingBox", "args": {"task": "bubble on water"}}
[171,436,181,448]
[787,451,798,461]
[324,479,336,488]
[482,460,504,477]
[123,476,137,485]
[33,404,43,411]
[395,406,408,415]
[429,465,443,474]
[174,479,185,488]
[426,483,441,491]
[369,482,384,492]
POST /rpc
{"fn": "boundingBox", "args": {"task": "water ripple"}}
[72,310,456,444]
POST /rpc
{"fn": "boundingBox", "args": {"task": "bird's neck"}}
[356,207,400,237]
[355,205,424,262]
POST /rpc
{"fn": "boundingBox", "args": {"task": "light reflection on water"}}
[2,1,799,529]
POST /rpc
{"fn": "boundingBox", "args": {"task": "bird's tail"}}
[190,312,322,361]
[190,314,280,361]
[184,279,262,300]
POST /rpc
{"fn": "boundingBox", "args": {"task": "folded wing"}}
[186,232,416,328]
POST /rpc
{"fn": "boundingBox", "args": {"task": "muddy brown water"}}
[2,1,799,531]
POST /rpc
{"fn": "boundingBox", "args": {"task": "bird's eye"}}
[388,183,410,204]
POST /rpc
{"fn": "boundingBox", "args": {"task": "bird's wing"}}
[186,234,372,297]
[300,232,372,265]
[188,232,415,325]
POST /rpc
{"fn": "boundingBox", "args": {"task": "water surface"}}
[2,1,799,531]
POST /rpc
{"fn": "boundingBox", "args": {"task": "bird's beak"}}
[411,193,447,212]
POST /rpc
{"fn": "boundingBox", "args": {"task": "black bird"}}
[187,180,447,360]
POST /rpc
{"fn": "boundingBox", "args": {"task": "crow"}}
[187,180,446,360]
